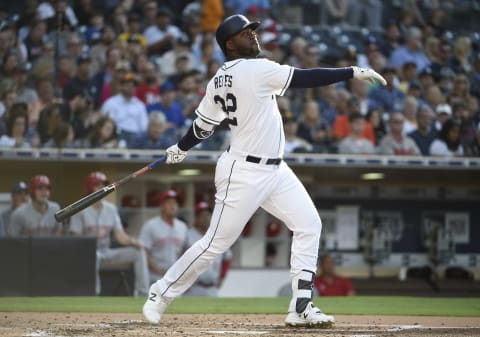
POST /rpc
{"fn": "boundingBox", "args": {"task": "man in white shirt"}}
[101,72,148,146]
[143,7,181,56]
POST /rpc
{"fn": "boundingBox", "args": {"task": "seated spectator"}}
[0,181,29,237]
[62,53,97,106]
[378,112,420,155]
[118,12,148,49]
[378,21,401,59]
[9,175,62,237]
[338,112,375,154]
[42,121,75,149]
[1,51,19,81]
[100,60,131,105]
[59,86,94,142]
[457,103,478,151]
[70,172,149,296]
[147,81,185,132]
[430,118,464,157]
[36,103,63,147]
[397,61,417,94]
[333,103,375,145]
[435,103,452,131]
[13,63,38,113]
[464,123,480,157]
[130,111,175,150]
[314,254,355,296]
[175,71,202,120]
[389,26,431,74]
[408,106,437,156]
[184,202,232,297]
[158,33,196,79]
[0,102,30,148]
[297,100,331,152]
[101,72,148,146]
[367,67,405,114]
[450,36,473,75]
[81,116,126,149]
[56,55,76,90]
[366,107,386,144]
[402,95,418,135]
[0,81,18,131]
[135,61,161,106]
[283,111,313,153]
[349,78,371,116]
[29,77,60,129]
[144,7,181,56]
[317,85,336,128]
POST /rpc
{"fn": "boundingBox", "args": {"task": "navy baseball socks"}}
[285,269,335,328]
[143,283,171,324]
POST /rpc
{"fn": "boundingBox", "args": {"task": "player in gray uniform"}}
[9,175,62,237]
[70,172,149,296]
[143,14,387,327]
[183,201,232,297]
[0,181,29,237]
[139,190,189,283]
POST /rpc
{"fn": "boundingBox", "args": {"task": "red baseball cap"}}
[195,201,211,214]
[159,190,179,204]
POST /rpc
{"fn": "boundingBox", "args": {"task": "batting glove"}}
[165,144,187,164]
[352,66,387,86]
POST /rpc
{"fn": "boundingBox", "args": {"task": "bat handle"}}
[148,155,167,169]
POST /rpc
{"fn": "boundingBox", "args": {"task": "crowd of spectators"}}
[0,0,479,157]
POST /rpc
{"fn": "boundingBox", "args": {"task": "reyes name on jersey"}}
[195,58,294,158]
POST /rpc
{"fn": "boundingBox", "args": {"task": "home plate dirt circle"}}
[1,313,478,337]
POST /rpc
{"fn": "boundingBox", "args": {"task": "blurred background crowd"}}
[0,0,479,157]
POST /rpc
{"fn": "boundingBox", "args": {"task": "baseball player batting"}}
[143,14,386,328]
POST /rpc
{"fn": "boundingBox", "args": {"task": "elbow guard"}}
[193,118,215,139]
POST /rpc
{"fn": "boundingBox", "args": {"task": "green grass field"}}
[0,297,479,317]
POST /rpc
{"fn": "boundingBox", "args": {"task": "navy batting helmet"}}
[216,14,260,55]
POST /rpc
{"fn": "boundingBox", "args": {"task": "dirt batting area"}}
[1,313,479,337]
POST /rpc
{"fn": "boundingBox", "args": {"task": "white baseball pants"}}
[155,152,322,298]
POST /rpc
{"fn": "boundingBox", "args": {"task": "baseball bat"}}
[54,156,166,222]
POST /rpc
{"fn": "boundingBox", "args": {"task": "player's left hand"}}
[166,143,187,164]
[352,66,387,86]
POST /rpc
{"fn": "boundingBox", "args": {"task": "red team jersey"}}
[314,274,354,296]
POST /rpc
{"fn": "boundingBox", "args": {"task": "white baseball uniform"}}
[153,58,323,299]
[183,227,232,297]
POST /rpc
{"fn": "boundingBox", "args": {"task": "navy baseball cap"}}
[11,181,28,194]
[77,53,92,65]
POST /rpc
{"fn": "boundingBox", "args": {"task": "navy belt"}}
[246,155,282,165]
